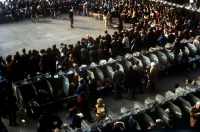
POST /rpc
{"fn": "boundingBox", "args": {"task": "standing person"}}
[122,32,130,54]
[50,2,55,19]
[69,8,74,28]
[117,18,123,33]
[148,62,158,91]
[6,91,18,126]
[125,66,139,100]
[170,37,181,66]
[87,76,97,106]
[190,102,200,127]
[83,1,87,16]
[133,61,144,93]
[77,91,92,122]
[112,65,124,100]
[105,30,112,45]
[76,78,87,95]
[66,107,82,130]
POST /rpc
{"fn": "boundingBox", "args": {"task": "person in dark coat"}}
[125,66,139,100]
[131,34,142,52]
[77,91,92,122]
[87,76,97,105]
[105,30,112,45]
[74,41,82,64]
[6,91,17,126]
[110,37,119,58]
[29,50,40,77]
[170,37,181,66]
[112,65,124,100]
[117,18,123,33]
[69,8,74,28]
[89,46,98,63]
[66,107,82,130]
[20,48,29,72]
[81,46,89,65]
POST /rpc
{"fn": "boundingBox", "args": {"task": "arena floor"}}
[1,14,200,132]
[0,14,123,58]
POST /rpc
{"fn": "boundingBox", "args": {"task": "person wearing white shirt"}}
[122,33,130,53]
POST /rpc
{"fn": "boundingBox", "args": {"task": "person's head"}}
[174,84,179,88]
[195,102,200,109]
[97,98,103,105]
[105,30,108,34]
[68,108,74,115]
[6,55,12,63]
[186,79,192,84]
[22,48,26,53]
[80,78,84,84]
[40,49,45,54]
[52,44,57,49]
[115,65,120,70]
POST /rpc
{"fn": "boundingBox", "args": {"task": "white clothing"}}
[122,36,130,48]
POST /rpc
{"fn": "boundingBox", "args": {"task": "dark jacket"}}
[125,69,139,87]
[6,95,17,112]
[111,40,119,53]
[81,48,89,62]
[105,34,112,45]
[171,41,181,54]
[69,11,73,19]
[112,70,124,86]
[89,50,98,63]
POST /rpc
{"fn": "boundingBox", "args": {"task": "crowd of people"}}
[1,0,200,131]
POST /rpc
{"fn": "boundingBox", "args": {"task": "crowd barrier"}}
[10,36,200,116]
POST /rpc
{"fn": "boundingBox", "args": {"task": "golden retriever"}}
[74,10,80,16]
[93,13,101,20]
[35,13,44,21]
[54,11,61,18]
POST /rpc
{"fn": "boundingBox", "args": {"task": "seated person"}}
[94,98,107,121]
[186,79,195,90]
[190,102,200,127]
[174,83,179,93]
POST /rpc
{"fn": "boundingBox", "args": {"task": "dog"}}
[93,13,101,20]
[88,11,93,17]
[35,13,44,21]
[74,10,80,16]
[54,11,61,18]
[38,89,51,103]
